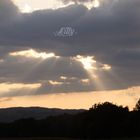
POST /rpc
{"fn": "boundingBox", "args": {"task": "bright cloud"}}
[83,0,100,9]
[9,49,60,59]
[81,79,90,84]
[49,80,63,85]
[60,76,67,80]
[73,55,112,72]
[12,0,100,12]
[12,0,75,12]
[102,64,112,70]
[21,3,32,13]
[73,55,97,70]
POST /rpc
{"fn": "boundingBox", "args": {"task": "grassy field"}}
[0,138,139,140]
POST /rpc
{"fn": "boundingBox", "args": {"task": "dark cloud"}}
[0,0,19,25]
[0,0,139,96]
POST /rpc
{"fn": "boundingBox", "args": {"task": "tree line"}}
[0,99,140,139]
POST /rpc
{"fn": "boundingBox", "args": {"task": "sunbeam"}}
[73,55,112,90]
[9,49,61,95]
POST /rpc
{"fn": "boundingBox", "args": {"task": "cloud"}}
[0,48,120,96]
[0,83,41,97]
[0,0,19,25]
[9,49,59,59]
[0,0,139,96]
[61,0,100,9]
[62,0,93,4]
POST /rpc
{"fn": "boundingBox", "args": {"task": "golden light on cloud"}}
[60,76,67,80]
[9,49,60,59]
[102,64,112,70]
[49,80,63,85]
[0,83,41,93]
[74,55,97,70]
[81,79,90,84]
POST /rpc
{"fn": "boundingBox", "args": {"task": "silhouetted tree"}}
[134,98,140,111]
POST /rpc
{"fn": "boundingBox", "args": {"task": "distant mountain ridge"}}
[0,107,85,123]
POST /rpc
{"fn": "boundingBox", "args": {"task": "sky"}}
[0,0,140,110]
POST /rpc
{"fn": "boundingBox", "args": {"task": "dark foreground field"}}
[0,138,80,140]
[0,138,140,140]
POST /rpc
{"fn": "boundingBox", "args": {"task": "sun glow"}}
[83,0,100,10]
[21,4,32,13]
[93,0,100,8]
[74,55,97,70]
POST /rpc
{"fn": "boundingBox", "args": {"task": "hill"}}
[0,107,85,122]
